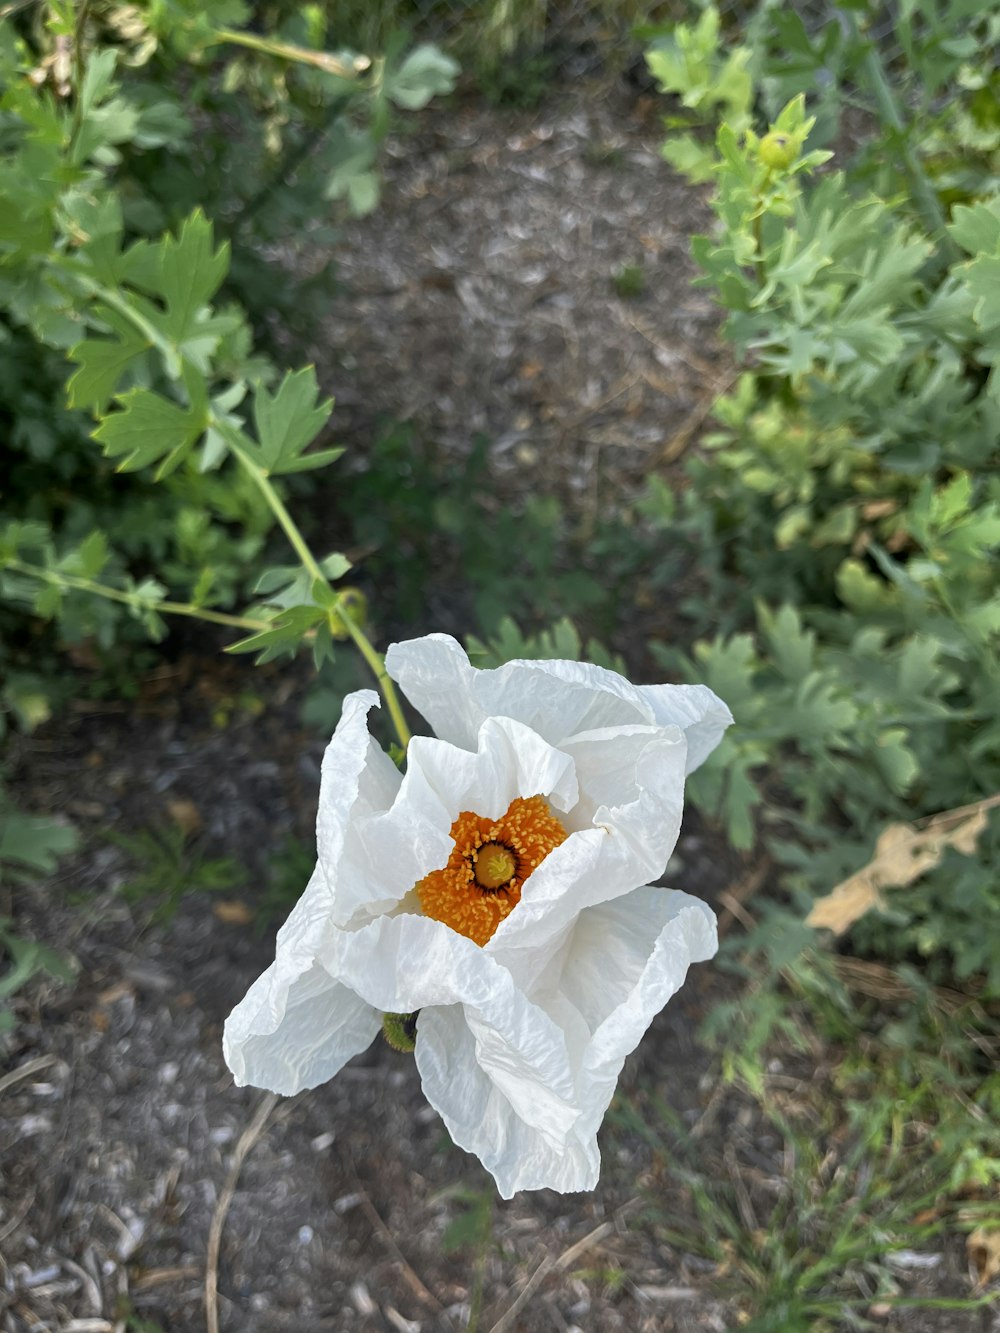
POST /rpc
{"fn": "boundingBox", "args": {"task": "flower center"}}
[475,842,517,890]
[416,794,568,947]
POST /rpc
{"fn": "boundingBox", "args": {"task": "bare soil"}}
[2,80,996,1333]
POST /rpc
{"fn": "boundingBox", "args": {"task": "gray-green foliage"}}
[466,615,625,672]
[646,5,1000,992]
[0,6,456,995]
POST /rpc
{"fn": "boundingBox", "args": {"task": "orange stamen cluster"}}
[416,795,568,946]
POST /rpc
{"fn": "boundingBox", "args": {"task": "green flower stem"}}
[68,0,92,157]
[57,272,413,751]
[223,437,326,585]
[221,432,412,751]
[331,600,412,749]
[210,28,371,79]
[752,205,766,291]
[6,559,271,631]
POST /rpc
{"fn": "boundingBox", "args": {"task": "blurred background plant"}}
[640,2,1000,1006]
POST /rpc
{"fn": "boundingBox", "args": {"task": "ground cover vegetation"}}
[2,0,999,1326]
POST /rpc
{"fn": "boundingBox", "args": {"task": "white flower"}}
[223,634,732,1198]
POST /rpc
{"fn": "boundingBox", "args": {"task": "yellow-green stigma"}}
[475,841,517,891]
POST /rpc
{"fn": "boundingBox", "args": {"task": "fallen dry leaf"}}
[861,498,899,520]
[967,1225,1000,1288]
[213,900,255,926]
[807,796,998,935]
[166,798,202,836]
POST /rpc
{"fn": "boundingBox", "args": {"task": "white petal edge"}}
[223,930,380,1093]
[385,634,732,773]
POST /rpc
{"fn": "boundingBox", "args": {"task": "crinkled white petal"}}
[326,914,581,1147]
[637,683,733,774]
[487,726,689,987]
[416,1006,599,1199]
[402,715,578,822]
[223,867,382,1094]
[416,888,717,1197]
[555,888,717,1140]
[314,690,403,928]
[385,634,732,773]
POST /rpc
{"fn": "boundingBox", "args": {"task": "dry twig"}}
[552,1220,616,1271]
[355,1188,444,1314]
[205,1093,278,1333]
[488,1211,629,1333]
[487,1254,557,1333]
[717,858,771,939]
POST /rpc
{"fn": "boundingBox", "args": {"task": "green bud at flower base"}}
[758,131,797,170]
[382,1011,418,1052]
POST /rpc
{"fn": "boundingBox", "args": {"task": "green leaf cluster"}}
[0,5,457,731]
[645,6,753,183]
[644,5,1000,994]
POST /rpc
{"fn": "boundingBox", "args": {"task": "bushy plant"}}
[646,8,1000,992]
[0,3,457,928]
[0,4,456,736]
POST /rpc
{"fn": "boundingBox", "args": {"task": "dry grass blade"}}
[717,858,770,939]
[0,1054,58,1099]
[205,1092,278,1333]
[354,1188,445,1315]
[132,1265,201,1291]
[806,794,999,934]
[488,1215,624,1333]
[833,957,989,1020]
[487,1254,557,1333]
[0,1189,35,1245]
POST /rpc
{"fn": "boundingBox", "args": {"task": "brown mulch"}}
[314,80,729,518]
[2,657,736,1333]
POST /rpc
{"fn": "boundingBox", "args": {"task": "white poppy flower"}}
[224,634,732,1198]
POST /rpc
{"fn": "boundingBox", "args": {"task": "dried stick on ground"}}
[205,1092,279,1333]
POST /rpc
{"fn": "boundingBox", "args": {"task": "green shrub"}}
[646,7,1000,993]
[0,5,456,732]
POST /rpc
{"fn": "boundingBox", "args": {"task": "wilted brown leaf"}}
[967,1225,1000,1288]
[166,798,202,836]
[213,900,255,926]
[806,796,999,935]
